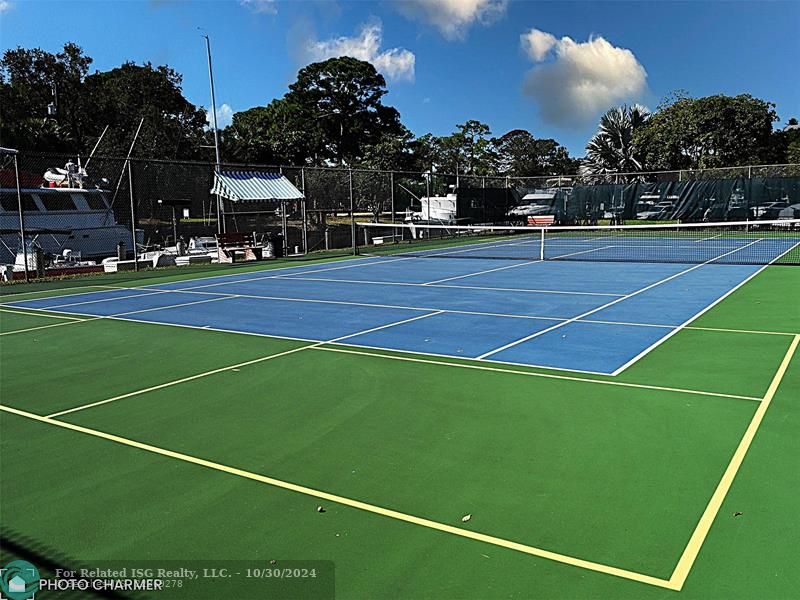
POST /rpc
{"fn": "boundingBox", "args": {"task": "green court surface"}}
[1,264,798,599]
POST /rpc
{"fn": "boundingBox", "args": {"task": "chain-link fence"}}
[2,149,799,282]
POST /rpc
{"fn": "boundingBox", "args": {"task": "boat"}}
[0,237,102,282]
[403,193,458,224]
[0,161,144,265]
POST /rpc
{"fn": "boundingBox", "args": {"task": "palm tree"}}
[580,104,650,182]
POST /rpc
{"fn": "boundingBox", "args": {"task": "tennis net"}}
[354,219,800,265]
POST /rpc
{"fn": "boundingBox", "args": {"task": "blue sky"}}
[1,0,798,157]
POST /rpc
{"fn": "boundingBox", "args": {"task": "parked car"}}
[635,201,661,220]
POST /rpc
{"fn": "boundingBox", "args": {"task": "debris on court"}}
[317,505,326,513]
[461,514,472,522]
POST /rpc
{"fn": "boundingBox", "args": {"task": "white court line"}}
[476,239,764,360]
[112,295,238,318]
[694,234,723,243]
[45,311,444,418]
[314,347,761,401]
[0,306,86,321]
[45,344,321,418]
[0,316,103,337]
[0,254,398,308]
[421,258,542,285]
[43,309,758,419]
[327,310,444,343]
[45,289,172,310]
[264,275,624,297]
[10,297,790,380]
[419,246,615,286]
[610,239,800,375]
[117,286,568,324]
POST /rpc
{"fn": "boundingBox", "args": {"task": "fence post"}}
[281,199,288,257]
[127,161,139,271]
[301,168,308,255]
[349,168,356,255]
[426,168,431,226]
[13,153,29,282]
[390,171,396,242]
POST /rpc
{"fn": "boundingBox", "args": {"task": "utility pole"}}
[203,32,224,233]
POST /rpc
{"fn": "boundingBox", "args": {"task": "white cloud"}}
[207,103,234,129]
[521,30,648,127]
[0,0,13,13]
[304,21,415,83]
[240,0,276,15]
[394,0,507,40]
[521,29,556,62]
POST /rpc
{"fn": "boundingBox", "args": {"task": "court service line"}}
[163,257,416,295]
[267,275,625,297]
[0,403,675,590]
[45,289,174,310]
[420,246,615,286]
[610,239,800,375]
[133,287,566,324]
[476,239,764,360]
[668,334,800,590]
[313,346,762,402]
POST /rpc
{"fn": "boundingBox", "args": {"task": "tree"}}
[84,62,208,159]
[0,43,93,152]
[409,121,496,175]
[222,99,309,165]
[581,104,650,179]
[634,94,778,170]
[764,117,800,165]
[0,44,208,159]
[492,129,577,176]
[283,57,405,165]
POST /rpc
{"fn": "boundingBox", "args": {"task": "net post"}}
[540,228,545,260]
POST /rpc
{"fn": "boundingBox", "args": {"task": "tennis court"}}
[1,221,799,598]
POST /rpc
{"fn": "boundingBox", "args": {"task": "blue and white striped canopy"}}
[210,171,303,202]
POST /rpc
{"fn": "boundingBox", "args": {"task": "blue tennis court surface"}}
[9,243,778,375]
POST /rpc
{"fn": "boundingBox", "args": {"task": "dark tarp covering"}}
[558,176,800,222]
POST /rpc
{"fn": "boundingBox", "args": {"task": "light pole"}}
[202,31,224,233]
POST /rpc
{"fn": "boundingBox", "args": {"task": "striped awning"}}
[210,171,304,203]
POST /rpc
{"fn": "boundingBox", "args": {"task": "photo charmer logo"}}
[0,560,40,600]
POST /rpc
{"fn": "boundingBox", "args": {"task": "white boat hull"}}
[0,226,143,264]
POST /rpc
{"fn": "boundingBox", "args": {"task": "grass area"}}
[0,267,798,598]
